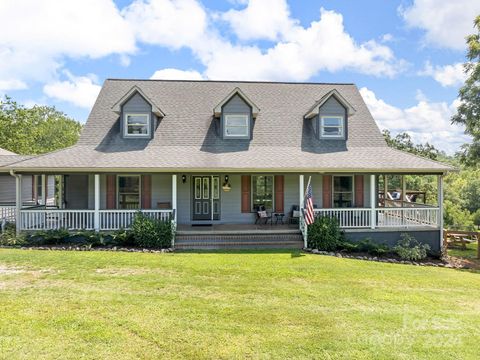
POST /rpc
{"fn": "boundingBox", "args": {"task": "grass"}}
[448,241,478,259]
[0,249,479,359]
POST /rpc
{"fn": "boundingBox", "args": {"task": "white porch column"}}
[94,174,100,232]
[438,174,444,250]
[370,174,376,229]
[15,174,22,235]
[172,174,177,221]
[41,174,47,205]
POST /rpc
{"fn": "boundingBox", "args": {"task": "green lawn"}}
[448,241,478,259]
[0,249,479,359]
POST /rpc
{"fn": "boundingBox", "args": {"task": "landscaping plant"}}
[307,215,343,251]
[131,212,173,248]
[394,233,430,261]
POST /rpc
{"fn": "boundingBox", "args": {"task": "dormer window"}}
[321,116,344,138]
[224,114,249,137]
[124,113,151,137]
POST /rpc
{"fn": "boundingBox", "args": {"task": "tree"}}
[451,15,480,166]
[0,96,82,155]
[382,130,441,160]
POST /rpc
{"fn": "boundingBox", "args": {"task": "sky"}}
[0,0,478,154]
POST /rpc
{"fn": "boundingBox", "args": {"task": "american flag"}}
[304,177,315,225]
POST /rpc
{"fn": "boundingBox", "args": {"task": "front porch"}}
[6,172,444,250]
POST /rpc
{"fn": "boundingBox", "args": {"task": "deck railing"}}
[313,207,440,229]
[100,210,174,231]
[314,208,371,228]
[1,206,16,223]
[19,209,175,231]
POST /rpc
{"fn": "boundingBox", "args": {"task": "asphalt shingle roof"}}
[7,79,453,173]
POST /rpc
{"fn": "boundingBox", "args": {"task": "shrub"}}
[308,216,343,251]
[0,224,25,246]
[26,229,70,246]
[394,233,430,261]
[356,238,390,256]
[131,212,173,248]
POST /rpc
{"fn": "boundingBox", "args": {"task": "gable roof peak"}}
[213,87,260,118]
[111,85,165,117]
[304,89,356,119]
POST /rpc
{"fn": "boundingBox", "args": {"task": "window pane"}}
[252,175,274,210]
[323,127,341,135]
[118,176,140,209]
[126,114,149,135]
[127,115,148,125]
[226,115,248,126]
[334,176,352,192]
[225,126,248,136]
[323,117,341,126]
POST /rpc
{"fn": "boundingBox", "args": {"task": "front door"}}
[192,176,220,221]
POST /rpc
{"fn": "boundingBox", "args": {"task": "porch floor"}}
[176,223,301,235]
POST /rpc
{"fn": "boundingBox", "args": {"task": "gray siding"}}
[65,175,89,209]
[177,174,191,224]
[221,94,252,140]
[318,96,348,141]
[345,230,442,254]
[152,174,172,207]
[364,174,371,207]
[0,174,15,203]
[121,92,154,139]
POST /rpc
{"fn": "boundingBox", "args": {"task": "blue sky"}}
[0,0,478,154]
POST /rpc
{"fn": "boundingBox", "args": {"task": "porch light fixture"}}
[222,175,231,192]
[182,175,186,183]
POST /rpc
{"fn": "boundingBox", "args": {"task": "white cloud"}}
[222,0,296,41]
[399,0,480,50]
[0,0,135,89]
[43,72,102,108]
[123,0,208,50]
[125,1,405,81]
[0,79,27,92]
[418,61,467,87]
[151,68,204,80]
[360,87,470,154]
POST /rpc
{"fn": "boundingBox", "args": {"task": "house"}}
[3,80,453,250]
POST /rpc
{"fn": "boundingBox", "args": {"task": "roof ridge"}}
[105,78,356,86]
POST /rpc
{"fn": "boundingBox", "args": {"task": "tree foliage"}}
[382,130,441,160]
[0,96,82,155]
[451,15,480,166]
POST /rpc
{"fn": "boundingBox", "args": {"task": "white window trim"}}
[117,175,142,209]
[224,114,249,138]
[332,175,354,208]
[251,175,275,212]
[124,113,151,138]
[320,115,344,138]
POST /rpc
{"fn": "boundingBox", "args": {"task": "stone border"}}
[3,246,175,253]
[303,248,463,269]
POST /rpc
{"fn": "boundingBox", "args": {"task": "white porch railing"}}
[100,210,174,231]
[314,208,371,228]
[20,209,96,231]
[19,209,175,231]
[313,207,440,229]
[1,206,16,223]
[376,207,439,228]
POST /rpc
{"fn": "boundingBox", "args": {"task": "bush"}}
[394,233,430,261]
[131,212,173,248]
[336,238,390,256]
[308,216,343,251]
[26,229,70,246]
[109,229,135,247]
[0,224,25,246]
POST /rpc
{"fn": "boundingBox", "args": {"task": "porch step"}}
[175,233,304,250]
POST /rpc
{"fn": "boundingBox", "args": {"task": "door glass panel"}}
[212,177,219,199]
[203,178,209,199]
[195,178,201,199]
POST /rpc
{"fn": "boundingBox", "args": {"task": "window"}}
[252,175,274,210]
[34,175,43,204]
[124,113,150,137]
[118,176,140,209]
[333,176,353,208]
[224,114,249,137]
[320,116,344,138]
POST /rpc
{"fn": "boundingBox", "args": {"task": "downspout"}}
[9,170,22,236]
